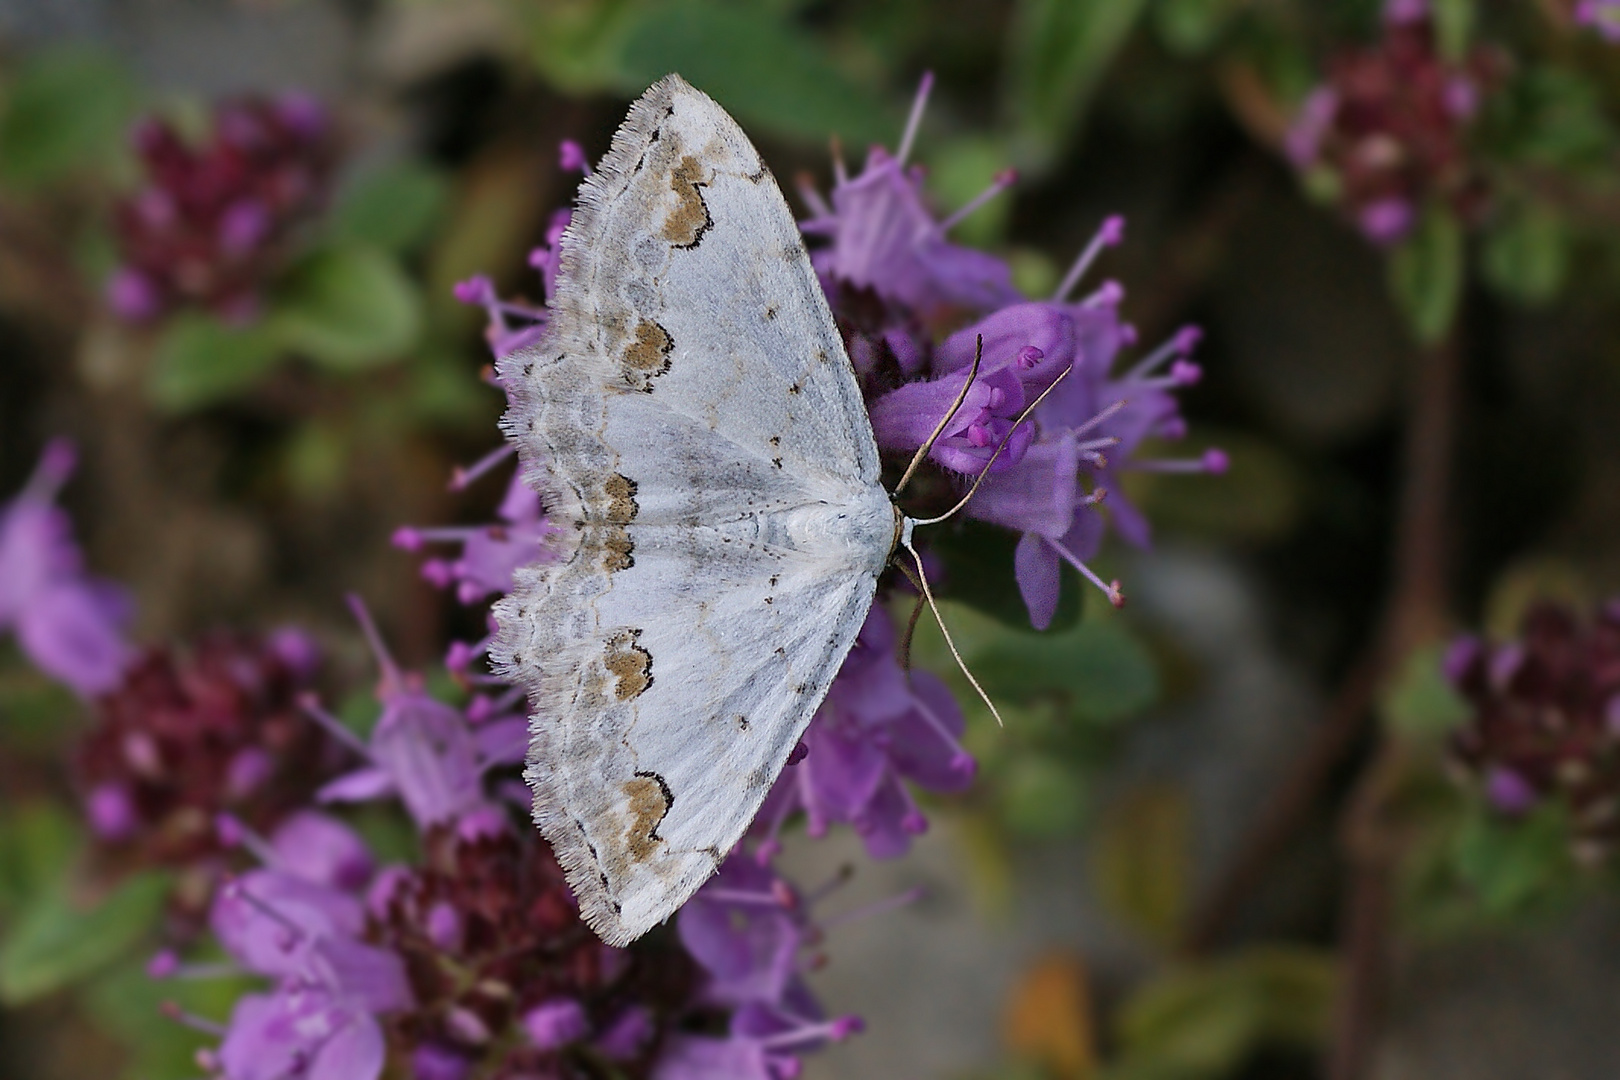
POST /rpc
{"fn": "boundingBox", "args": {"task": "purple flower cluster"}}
[75,629,345,881]
[301,598,528,830]
[802,75,1221,622]
[147,661,861,1080]
[666,853,869,1078]
[0,439,134,696]
[106,94,335,323]
[1283,3,1505,245]
[1576,0,1620,41]
[754,605,972,860]
[1445,600,1620,864]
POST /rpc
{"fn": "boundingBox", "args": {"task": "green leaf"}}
[616,1,897,146]
[1482,202,1569,307]
[928,518,1080,632]
[148,313,286,411]
[0,871,169,1004]
[1111,948,1336,1077]
[1152,0,1242,55]
[0,47,136,190]
[1388,204,1462,345]
[0,803,81,917]
[974,619,1159,724]
[1007,0,1150,172]
[1001,756,1092,838]
[1451,805,1575,918]
[1092,784,1191,949]
[273,245,420,370]
[1430,0,1473,62]
[1381,643,1471,739]
[522,0,646,94]
[332,163,450,255]
[83,954,255,1080]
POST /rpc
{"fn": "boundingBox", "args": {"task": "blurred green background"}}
[2,1,1619,1078]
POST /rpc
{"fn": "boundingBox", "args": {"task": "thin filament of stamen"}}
[450,444,516,491]
[903,539,1004,727]
[1043,535,1124,608]
[896,71,935,166]
[821,886,926,931]
[1053,218,1123,302]
[297,693,373,757]
[936,170,1015,234]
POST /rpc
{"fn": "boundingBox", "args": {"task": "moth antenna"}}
[910,363,1074,528]
[891,558,929,673]
[902,532,1004,727]
[893,335,983,497]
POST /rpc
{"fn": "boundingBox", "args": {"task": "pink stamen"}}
[1126,324,1201,379]
[449,443,516,491]
[759,1014,867,1051]
[346,593,403,692]
[936,168,1017,234]
[558,139,592,175]
[1044,536,1126,608]
[1169,359,1202,386]
[215,813,280,868]
[820,886,926,931]
[1073,398,1128,440]
[159,1001,227,1037]
[1054,215,1126,302]
[796,176,833,220]
[1079,279,1124,309]
[1016,346,1044,369]
[218,877,306,947]
[896,71,935,166]
[452,275,495,306]
[909,695,974,777]
[297,692,373,757]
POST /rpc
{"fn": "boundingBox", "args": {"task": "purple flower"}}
[1577,0,1620,41]
[268,811,375,892]
[523,998,590,1050]
[453,209,571,359]
[0,439,134,695]
[753,606,971,859]
[210,869,366,978]
[906,250,1217,626]
[669,853,866,1079]
[393,466,558,608]
[217,984,388,1080]
[800,73,1019,323]
[309,599,523,830]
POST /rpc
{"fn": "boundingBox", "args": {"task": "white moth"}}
[492,74,1010,946]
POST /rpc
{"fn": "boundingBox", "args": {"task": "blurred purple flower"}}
[800,73,1019,323]
[394,466,558,609]
[673,853,866,1078]
[1577,0,1620,41]
[0,439,134,695]
[308,598,524,830]
[1447,601,1620,861]
[1283,14,1504,245]
[108,94,336,322]
[753,605,971,859]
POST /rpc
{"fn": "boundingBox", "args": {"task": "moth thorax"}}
[763,489,893,568]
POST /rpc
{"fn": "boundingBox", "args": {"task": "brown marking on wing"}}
[622,320,672,389]
[605,473,638,524]
[622,772,673,860]
[601,529,634,572]
[661,154,712,248]
[605,629,652,700]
